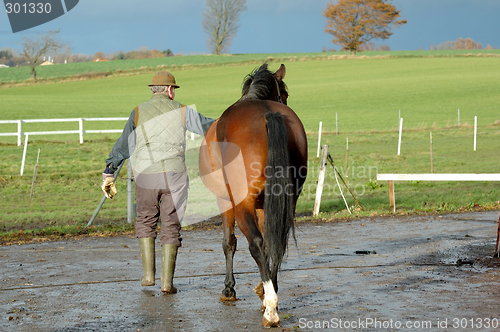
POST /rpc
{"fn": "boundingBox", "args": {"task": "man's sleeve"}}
[185,106,216,136]
[104,109,137,173]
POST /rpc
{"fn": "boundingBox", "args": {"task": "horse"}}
[199,63,308,327]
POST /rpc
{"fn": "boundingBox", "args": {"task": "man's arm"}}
[184,106,216,136]
[104,109,137,174]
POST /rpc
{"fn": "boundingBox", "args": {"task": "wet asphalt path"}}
[1,211,500,331]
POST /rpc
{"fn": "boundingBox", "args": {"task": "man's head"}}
[148,71,180,100]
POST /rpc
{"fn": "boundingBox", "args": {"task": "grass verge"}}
[1,125,499,243]
[1,56,499,242]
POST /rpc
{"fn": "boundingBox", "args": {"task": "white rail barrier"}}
[377,173,500,212]
[0,117,128,145]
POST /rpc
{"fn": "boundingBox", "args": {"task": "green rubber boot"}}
[161,244,178,293]
[139,238,156,286]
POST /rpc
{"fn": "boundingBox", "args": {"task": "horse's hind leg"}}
[254,208,265,302]
[236,206,280,327]
[218,198,237,301]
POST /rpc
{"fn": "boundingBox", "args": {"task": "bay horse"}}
[199,64,308,327]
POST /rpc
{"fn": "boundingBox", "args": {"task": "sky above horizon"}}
[1,0,500,56]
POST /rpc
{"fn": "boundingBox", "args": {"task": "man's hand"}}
[102,173,117,199]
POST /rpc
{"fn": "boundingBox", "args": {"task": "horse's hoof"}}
[219,295,237,302]
[220,288,236,301]
[262,316,280,328]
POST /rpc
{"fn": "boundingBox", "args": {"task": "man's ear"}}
[167,86,175,98]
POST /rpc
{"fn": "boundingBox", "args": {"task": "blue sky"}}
[1,0,499,55]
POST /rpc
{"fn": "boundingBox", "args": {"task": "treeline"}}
[430,37,497,51]
[0,46,176,67]
[322,42,391,52]
[321,37,498,53]
[0,48,19,67]
[94,46,175,61]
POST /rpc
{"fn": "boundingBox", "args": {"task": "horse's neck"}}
[241,86,260,100]
[240,86,277,103]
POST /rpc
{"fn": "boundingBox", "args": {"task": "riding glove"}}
[102,173,117,199]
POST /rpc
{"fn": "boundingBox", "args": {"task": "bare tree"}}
[358,42,391,51]
[20,30,65,80]
[51,45,73,64]
[202,0,247,55]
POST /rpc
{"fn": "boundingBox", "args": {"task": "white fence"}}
[377,173,500,212]
[0,117,128,145]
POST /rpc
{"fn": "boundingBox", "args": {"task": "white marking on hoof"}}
[262,281,280,327]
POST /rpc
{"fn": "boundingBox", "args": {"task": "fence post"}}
[20,133,29,175]
[345,136,349,184]
[17,120,22,146]
[389,180,395,213]
[430,132,434,173]
[474,116,477,151]
[397,117,403,156]
[316,121,322,158]
[336,112,338,135]
[79,118,83,144]
[313,145,328,216]
[30,148,41,204]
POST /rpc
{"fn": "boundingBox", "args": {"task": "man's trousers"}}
[134,171,188,247]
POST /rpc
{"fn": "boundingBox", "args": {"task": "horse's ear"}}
[274,64,286,81]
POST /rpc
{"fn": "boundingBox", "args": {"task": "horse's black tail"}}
[264,111,295,286]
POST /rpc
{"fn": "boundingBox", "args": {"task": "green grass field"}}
[1,52,499,240]
[0,52,336,83]
[1,49,499,83]
[2,54,500,133]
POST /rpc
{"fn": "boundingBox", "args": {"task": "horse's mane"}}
[240,64,288,101]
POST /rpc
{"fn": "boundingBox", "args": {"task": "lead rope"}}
[274,78,282,104]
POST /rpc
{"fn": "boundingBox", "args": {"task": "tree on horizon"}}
[20,30,65,80]
[202,0,247,55]
[323,0,406,55]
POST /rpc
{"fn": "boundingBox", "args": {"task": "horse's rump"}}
[200,100,307,209]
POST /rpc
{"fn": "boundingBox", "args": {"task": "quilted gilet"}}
[132,94,186,174]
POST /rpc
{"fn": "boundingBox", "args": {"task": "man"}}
[101,71,215,293]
